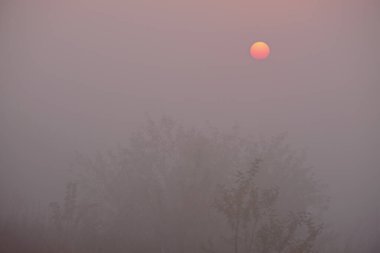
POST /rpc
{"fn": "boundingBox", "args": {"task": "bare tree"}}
[213,158,323,253]
[71,118,327,253]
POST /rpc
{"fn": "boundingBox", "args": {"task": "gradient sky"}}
[1,0,379,236]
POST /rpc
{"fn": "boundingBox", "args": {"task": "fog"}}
[1,0,379,252]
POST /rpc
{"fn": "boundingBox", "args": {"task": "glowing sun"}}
[250,41,270,60]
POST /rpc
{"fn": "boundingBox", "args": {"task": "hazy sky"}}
[1,0,379,233]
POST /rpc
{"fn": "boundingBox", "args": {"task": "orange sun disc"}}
[250,41,270,60]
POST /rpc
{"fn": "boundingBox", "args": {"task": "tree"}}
[213,158,323,253]
[72,118,326,253]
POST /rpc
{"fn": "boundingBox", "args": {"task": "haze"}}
[1,0,379,252]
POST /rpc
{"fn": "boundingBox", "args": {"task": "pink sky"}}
[1,0,379,240]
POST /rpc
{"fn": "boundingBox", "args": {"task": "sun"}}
[250,41,270,60]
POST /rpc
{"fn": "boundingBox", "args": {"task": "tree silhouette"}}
[213,158,323,253]
[70,118,327,253]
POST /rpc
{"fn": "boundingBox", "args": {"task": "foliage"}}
[0,118,329,253]
[212,159,323,253]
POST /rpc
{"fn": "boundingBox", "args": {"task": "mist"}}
[1,1,379,252]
